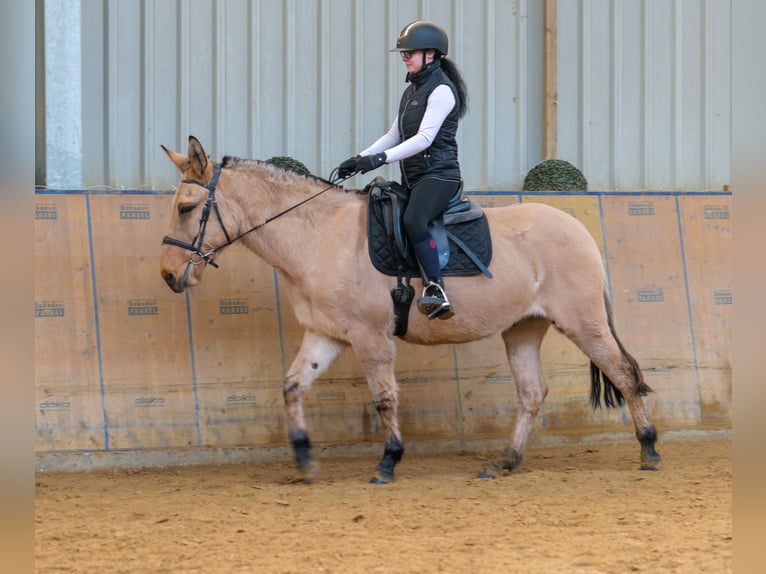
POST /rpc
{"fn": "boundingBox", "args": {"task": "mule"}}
[160,136,661,483]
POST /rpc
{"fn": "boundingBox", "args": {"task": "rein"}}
[162,165,348,270]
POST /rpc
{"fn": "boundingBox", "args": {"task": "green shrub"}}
[265,156,312,176]
[523,159,587,191]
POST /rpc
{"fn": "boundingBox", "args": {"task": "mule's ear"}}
[187,136,208,179]
[161,144,190,173]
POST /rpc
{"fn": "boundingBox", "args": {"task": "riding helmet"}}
[390,20,449,56]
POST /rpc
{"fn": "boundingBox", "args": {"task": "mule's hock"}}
[35,189,731,470]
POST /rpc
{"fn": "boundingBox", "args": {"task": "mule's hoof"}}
[369,474,392,485]
[640,452,661,472]
[478,459,502,479]
[299,461,319,483]
[478,450,522,478]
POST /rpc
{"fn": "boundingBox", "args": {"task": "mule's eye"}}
[178,203,196,215]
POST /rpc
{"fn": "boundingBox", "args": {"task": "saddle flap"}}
[367,178,492,278]
[368,178,415,267]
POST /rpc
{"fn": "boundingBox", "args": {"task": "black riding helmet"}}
[390,20,449,57]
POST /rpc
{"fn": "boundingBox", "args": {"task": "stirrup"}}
[417,281,455,320]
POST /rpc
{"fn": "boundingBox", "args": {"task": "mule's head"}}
[160,136,227,293]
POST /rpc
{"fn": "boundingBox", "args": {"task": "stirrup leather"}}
[416,281,455,320]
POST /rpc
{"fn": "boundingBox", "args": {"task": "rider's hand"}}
[337,156,360,178]
[357,152,387,174]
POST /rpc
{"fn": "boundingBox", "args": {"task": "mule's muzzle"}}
[162,270,186,293]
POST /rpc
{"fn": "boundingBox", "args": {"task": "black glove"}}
[357,152,387,174]
[337,155,360,178]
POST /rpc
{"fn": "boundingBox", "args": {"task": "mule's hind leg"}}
[590,344,661,470]
[283,330,346,482]
[480,317,551,478]
[351,335,402,484]
[561,305,661,471]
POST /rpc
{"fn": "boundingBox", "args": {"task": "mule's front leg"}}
[480,319,550,478]
[354,337,403,484]
[283,330,345,482]
[371,388,404,485]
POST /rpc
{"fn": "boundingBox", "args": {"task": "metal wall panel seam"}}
[713,0,732,190]
[178,0,191,150]
[485,0,496,185]
[353,0,364,152]
[420,0,430,21]
[248,1,260,159]
[673,1,683,191]
[579,1,590,180]
[284,0,296,154]
[106,0,119,186]
[611,0,622,191]
[319,0,331,174]
[641,0,651,189]
[81,0,105,186]
[517,0,528,184]
[215,0,227,153]
[451,0,463,176]
[36,0,47,186]
[543,0,558,161]
[85,194,110,450]
[386,2,399,166]
[142,0,155,187]
[703,0,714,188]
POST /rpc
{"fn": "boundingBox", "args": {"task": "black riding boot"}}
[412,237,455,320]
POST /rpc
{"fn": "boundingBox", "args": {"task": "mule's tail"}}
[589,289,653,410]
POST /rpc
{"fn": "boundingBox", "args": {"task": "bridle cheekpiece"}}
[161,165,231,269]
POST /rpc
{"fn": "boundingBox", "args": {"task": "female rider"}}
[336,20,469,320]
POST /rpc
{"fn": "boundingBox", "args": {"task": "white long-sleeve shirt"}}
[360,84,456,164]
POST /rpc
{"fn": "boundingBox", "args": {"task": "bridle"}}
[162,164,348,274]
[162,166,230,269]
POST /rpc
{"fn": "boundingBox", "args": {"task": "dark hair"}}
[440,57,468,119]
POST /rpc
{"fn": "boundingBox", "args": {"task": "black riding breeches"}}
[402,177,461,243]
[402,177,461,282]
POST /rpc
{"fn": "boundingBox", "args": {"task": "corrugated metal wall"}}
[41,0,730,191]
[62,0,540,191]
[557,0,731,190]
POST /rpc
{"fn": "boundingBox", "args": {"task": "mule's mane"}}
[221,155,341,189]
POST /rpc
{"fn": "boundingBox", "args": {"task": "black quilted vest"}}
[398,60,461,187]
